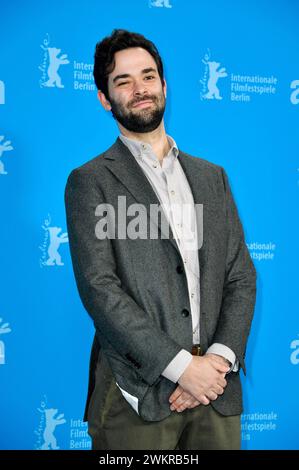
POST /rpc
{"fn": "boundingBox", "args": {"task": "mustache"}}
[130,96,157,107]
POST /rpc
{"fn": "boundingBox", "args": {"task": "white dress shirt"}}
[116,133,238,413]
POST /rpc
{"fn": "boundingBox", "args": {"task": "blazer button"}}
[176,265,184,274]
[181,308,189,317]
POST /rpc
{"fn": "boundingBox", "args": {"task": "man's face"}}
[101,47,166,133]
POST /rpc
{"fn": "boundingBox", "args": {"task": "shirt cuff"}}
[206,343,239,373]
[161,349,193,383]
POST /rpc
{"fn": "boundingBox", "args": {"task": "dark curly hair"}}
[93,29,164,99]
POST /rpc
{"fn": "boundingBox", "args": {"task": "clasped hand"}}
[168,353,231,413]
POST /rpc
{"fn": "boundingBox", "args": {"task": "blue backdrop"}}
[1,0,298,450]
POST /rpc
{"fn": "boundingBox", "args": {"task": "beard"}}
[108,91,166,133]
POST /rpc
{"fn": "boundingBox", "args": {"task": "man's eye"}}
[118,82,128,86]
[145,76,154,80]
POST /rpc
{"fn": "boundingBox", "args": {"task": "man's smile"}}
[132,100,153,108]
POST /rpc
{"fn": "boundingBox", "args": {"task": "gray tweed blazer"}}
[64,137,256,422]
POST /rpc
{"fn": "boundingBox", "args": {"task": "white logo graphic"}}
[93,197,203,251]
[200,50,227,100]
[290,336,299,365]
[0,135,13,175]
[149,0,172,7]
[0,80,5,104]
[39,33,69,88]
[39,214,69,267]
[35,397,66,450]
[0,318,12,365]
[290,80,299,105]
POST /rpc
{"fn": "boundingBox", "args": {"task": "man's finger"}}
[188,400,201,409]
[206,390,218,401]
[169,385,184,403]
[176,398,195,412]
[171,390,192,407]
[174,396,200,412]
[212,385,224,395]
[210,360,230,374]
[217,376,227,388]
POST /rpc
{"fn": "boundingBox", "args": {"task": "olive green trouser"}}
[87,360,240,450]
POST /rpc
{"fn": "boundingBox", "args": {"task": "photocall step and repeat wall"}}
[1,0,298,450]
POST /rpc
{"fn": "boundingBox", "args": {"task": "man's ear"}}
[163,78,167,99]
[97,89,112,111]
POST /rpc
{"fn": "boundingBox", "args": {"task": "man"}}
[64,29,256,450]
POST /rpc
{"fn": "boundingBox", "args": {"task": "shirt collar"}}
[119,133,179,161]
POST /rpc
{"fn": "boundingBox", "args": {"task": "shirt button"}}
[191,293,195,298]
[181,308,190,318]
[153,163,158,168]
[170,190,175,196]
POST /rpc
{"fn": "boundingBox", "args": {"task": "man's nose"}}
[133,80,148,96]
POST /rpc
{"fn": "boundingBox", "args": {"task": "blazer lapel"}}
[102,137,181,257]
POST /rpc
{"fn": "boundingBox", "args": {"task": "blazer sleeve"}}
[64,168,183,386]
[212,167,257,375]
